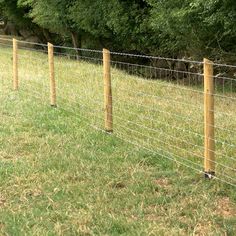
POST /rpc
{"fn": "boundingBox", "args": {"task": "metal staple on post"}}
[103,48,113,132]
[204,58,215,178]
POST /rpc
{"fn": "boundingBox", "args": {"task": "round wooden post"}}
[48,43,56,107]
[204,58,215,178]
[13,38,18,90]
[103,49,113,132]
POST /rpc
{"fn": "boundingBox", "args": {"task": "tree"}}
[0,0,32,34]
[147,0,236,59]
[0,0,235,62]
[18,0,81,48]
[69,0,152,52]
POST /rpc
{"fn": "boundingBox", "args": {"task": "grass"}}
[0,44,236,235]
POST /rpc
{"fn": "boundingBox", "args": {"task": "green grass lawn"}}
[0,45,236,235]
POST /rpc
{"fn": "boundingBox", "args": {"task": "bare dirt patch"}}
[154,178,170,188]
[193,221,221,236]
[216,197,236,218]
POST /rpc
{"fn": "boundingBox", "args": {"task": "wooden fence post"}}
[48,43,56,107]
[13,38,18,90]
[103,49,113,132]
[204,58,215,178]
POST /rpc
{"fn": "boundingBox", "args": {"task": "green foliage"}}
[0,0,33,29]
[69,0,151,51]
[147,0,236,58]
[18,0,76,35]
[0,0,236,60]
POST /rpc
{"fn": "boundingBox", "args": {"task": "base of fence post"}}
[105,130,113,134]
[204,171,215,179]
[51,105,57,108]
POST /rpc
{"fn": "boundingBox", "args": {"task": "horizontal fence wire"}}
[0,38,236,188]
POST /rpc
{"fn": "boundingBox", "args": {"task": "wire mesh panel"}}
[109,53,207,178]
[17,41,49,105]
[53,46,104,130]
[212,62,236,186]
[0,37,235,187]
[0,39,18,121]
[0,41,13,94]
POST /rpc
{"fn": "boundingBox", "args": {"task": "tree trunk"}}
[42,28,52,42]
[71,31,81,59]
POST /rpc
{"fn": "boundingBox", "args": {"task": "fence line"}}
[74,93,236,173]
[0,37,236,187]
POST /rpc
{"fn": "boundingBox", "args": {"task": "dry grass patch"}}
[216,197,236,218]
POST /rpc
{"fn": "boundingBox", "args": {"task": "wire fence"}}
[0,37,236,187]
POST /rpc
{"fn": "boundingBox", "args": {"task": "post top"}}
[103,48,110,54]
[204,58,213,64]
